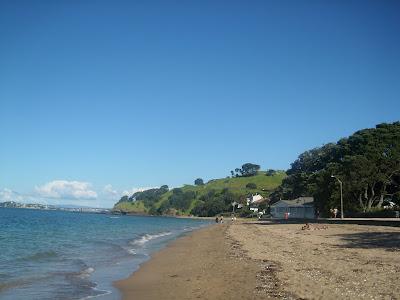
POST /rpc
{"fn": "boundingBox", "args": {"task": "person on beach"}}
[220,216,224,223]
[215,216,219,223]
[333,208,338,218]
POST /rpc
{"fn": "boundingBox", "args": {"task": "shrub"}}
[246,183,257,189]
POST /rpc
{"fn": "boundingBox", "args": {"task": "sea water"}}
[0,208,211,299]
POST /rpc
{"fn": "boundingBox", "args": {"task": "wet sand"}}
[115,224,264,300]
[116,221,400,300]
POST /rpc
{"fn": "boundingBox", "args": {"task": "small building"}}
[270,197,315,219]
[249,207,259,213]
[246,193,264,205]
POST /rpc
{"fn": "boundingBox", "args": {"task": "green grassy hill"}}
[113,171,286,216]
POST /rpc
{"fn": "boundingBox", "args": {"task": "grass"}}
[203,171,285,195]
[114,200,146,214]
[114,171,286,214]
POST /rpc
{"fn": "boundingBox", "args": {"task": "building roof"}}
[246,193,265,204]
[271,197,314,207]
[251,194,264,203]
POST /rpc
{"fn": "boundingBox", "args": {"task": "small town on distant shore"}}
[0,201,110,214]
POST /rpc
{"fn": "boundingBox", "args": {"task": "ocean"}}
[0,208,211,300]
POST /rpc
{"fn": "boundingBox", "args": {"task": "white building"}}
[246,193,264,205]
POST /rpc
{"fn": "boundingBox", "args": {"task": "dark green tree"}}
[194,178,204,185]
[266,169,276,176]
[234,168,241,177]
[275,122,400,214]
[240,163,260,177]
[117,195,129,203]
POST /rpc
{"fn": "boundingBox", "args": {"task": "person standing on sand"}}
[333,208,338,218]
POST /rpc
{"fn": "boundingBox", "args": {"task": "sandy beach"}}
[115,220,400,300]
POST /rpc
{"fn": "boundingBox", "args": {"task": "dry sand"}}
[230,221,400,300]
[116,221,400,300]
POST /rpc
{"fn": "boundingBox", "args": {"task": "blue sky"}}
[1,0,399,207]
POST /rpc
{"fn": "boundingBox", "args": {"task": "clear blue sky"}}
[1,0,399,207]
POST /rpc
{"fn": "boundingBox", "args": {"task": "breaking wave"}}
[129,231,173,247]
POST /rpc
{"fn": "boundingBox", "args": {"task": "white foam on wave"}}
[80,283,112,300]
[77,267,95,279]
[183,226,196,231]
[129,231,173,247]
[126,249,136,255]
[124,231,173,256]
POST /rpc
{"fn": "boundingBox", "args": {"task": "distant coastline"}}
[0,202,110,214]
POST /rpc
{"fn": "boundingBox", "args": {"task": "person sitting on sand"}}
[215,216,219,223]
[220,216,224,223]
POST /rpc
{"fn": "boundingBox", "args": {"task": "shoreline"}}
[115,220,400,300]
[114,222,268,300]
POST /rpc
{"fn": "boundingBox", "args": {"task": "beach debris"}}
[301,223,328,230]
[255,260,297,299]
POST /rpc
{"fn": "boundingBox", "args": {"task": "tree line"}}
[230,163,260,177]
[271,122,400,215]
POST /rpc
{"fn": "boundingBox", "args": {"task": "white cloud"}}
[101,184,121,202]
[103,184,118,196]
[1,183,165,209]
[35,180,97,200]
[0,188,42,204]
[0,188,22,202]
[121,187,158,197]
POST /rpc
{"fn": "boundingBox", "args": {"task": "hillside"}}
[113,171,286,216]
